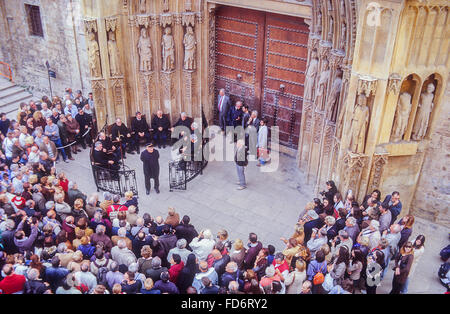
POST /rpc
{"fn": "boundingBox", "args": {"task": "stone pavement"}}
[55,145,449,294]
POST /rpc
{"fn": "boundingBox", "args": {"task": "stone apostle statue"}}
[139,0,146,14]
[349,93,370,154]
[327,70,343,121]
[138,28,152,72]
[183,26,197,70]
[315,59,331,110]
[391,92,412,142]
[412,83,435,141]
[108,31,121,76]
[88,32,101,78]
[303,49,319,102]
[162,27,175,72]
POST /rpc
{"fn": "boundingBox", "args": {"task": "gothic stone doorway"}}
[214,6,309,149]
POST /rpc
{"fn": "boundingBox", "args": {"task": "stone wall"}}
[410,80,450,228]
[0,0,90,98]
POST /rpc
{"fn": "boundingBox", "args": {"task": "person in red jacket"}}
[0,264,26,294]
[168,254,184,285]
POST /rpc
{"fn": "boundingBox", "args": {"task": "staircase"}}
[0,77,34,120]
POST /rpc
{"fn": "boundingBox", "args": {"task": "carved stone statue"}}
[162,26,175,72]
[349,94,370,154]
[108,31,121,76]
[412,83,435,140]
[139,0,146,14]
[138,28,152,72]
[315,58,331,110]
[304,50,319,102]
[391,92,412,142]
[87,32,101,78]
[185,0,192,11]
[317,10,322,35]
[163,0,169,12]
[327,70,343,121]
[340,23,346,50]
[183,26,197,70]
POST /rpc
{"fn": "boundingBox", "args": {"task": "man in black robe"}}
[111,118,135,157]
[92,141,119,170]
[151,110,171,149]
[98,132,120,163]
[140,143,160,195]
[131,111,151,154]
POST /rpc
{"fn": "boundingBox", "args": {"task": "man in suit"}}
[140,143,160,195]
[217,89,231,134]
[131,111,151,154]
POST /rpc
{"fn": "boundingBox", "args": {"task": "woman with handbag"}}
[390,241,414,294]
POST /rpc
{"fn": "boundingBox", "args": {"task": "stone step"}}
[0,79,15,92]
[0,90,33,107]
[0,85,28,100]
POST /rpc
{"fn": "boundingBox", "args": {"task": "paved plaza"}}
[56,145,449,294]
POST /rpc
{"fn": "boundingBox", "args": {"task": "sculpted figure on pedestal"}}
[327,70,343,121]
[162,26,175,72]
[183,26,197,70]
[412,83,435,141]
[349,94,370,154]
[108,31,121,76]
[391,92,412,142]
[304,49,319,102]
[139,0,146,14]
[315,58,330,110]
[138,28,152,72]
[88,32,101,78]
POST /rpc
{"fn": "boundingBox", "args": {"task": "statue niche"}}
[138,27,152,72]
[349,93,370,154]
[161,26,175,72]
[412,83,435,141]
[391,92,412,142]
[183,26,197,71]
[315,58,331,111]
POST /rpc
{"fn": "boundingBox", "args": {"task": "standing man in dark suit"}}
[131,111,151,154]
[217,89,231,134]
[140,143,160,195]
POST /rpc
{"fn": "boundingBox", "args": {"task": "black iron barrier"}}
[91,164,138,197]
[169,157,208,192]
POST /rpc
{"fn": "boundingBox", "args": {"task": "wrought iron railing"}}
[0,61,13,82]
[91,163,138,197]
[169,157,208,192]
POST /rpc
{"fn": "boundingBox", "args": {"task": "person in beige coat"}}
[284,259,307,294]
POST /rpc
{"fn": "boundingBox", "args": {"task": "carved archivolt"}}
[368,152,389,191]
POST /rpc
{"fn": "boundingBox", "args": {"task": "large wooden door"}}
[214,6,309,149]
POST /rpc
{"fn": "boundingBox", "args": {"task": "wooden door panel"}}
[214,6,265,117]
[262,12,309,149]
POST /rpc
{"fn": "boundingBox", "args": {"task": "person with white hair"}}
[24,268,48,294]
[130,217,149,237]
[74,261,97,293]
[358,219,381,251]
[111,239,137,268]
[28,145,40,163]
[167,238,191,264]
[235,139,248,190]
[307,227,328,259]
[67,181,87,208]
[189,229,215,261]
[151,110,171,148]
[344,216,360,243]
[192,260,219,292]
[171,112,193,140]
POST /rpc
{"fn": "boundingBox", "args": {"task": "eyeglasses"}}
[405,246,412,248]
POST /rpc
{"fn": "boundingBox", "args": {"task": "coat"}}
[243,242,263,270]
[140,149,160,178]
[393,253,413,284]
[217,94,231,116]
[284,270,306,294]
[39,141,57,159]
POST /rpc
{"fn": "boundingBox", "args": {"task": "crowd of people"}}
[0,87,428,295]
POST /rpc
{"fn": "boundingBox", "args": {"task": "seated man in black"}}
[151,110,171,149]
[111,118,135,158]
[131,111,151,154]
[98,131,120,164]
[170,112,193,143]
[92,141,119,170]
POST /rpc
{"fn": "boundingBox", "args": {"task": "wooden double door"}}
[214,6,309,149]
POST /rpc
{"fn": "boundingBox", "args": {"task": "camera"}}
[319,190,326,196]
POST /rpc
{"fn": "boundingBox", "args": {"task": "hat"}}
[146,143,153,148]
